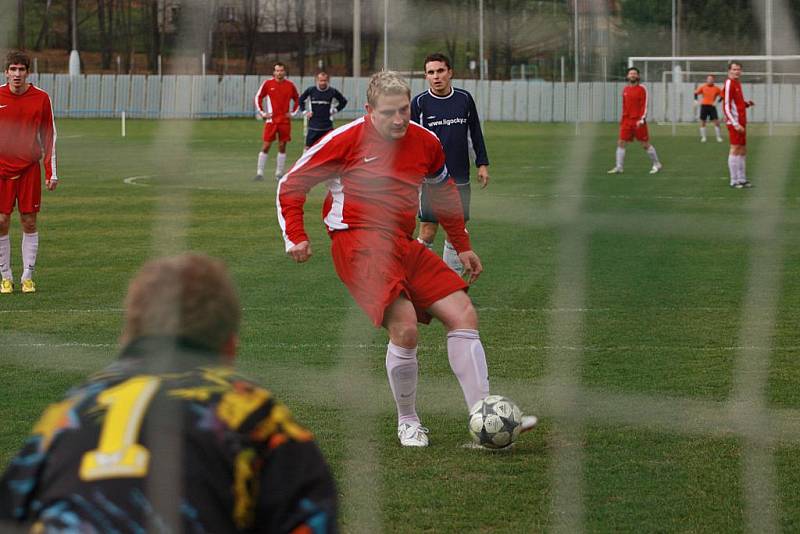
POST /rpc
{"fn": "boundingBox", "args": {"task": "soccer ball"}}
[468,395,523,449]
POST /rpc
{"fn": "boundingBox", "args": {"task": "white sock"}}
[446,329,490,410]
[442,240,463,275]
[728,155,738,184]
[646,145,660,166]
[385,342,420,425]
[257,152,267,176]
[416,237,434,251]
[615,147,625,169]
[276,153,287,176]
[737,155,747,181]
[0,234,11,280]
[715,125,722,139]
[700,126,706,140]
[21,232,38,281]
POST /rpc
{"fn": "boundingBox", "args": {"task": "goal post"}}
[628,55,800,135]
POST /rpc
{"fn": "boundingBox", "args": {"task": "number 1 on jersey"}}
[80,376,161,481]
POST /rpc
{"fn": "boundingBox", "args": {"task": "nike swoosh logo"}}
[0,105,7,109]
[363,156,379,163]
[426,115,436,119]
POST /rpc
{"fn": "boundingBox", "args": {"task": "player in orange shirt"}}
[694,75,723,143]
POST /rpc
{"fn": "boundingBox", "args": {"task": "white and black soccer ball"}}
[468,395,523,449]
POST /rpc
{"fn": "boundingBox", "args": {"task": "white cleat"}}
[397,422,429,447]
[607,167,623,174]
[649,163,662,174]
[701,137,707,143]
[520,415,538,434]
[717,137,723,143]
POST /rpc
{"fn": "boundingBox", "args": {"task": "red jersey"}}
[277,116,471,253]
[723,78,748,127]
[254,79,299,124]
[0,83,57,180]
[621,84,648,124]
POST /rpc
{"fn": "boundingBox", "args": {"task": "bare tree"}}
[17,0,25,49]
[295,0,307,76]
[34,0,54,51]
[97,0,115,70]
[238,0,260,74]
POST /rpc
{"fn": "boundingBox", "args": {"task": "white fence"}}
[29,73,800,123]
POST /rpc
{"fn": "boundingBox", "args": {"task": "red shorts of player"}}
[330,228,468,327]
[727,124,746,146]
[263,122,292,143]
[619,121,649,142]
[0,162,41,215]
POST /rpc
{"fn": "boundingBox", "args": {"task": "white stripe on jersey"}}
[325,178,348,230]
[641,84,648,122]
[47,94,57,179]
[724,79,739,126]
[276,117,365,251]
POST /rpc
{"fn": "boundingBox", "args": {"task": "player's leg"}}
[699,116,707,142]
[275,125,291,179]
[639,124,661,174]
[736,144,750,187]
[0,210,12,293]
[712,117,723,142]
[608,137,627,173]
[19,212,37,292]
[382,295,428,447]
[256,139,273,181]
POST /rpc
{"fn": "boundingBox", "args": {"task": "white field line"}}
[122,175,228,192]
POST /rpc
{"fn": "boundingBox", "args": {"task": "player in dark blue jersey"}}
[411,53,490,274]
[299,72,348,149]
[0,254,338,533]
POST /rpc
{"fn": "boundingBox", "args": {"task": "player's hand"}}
[747,100,755,107]
[458,250,483,284]
[261,112,271,120]
[288,241,312,263]
[286,112,293,118]
[304,111,313,118]
[636,119,644,127]
[46,177,58,191]
[476,165,490,189]
[735,124,745,133]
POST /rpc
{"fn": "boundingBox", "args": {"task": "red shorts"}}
[727,124,746,146]
[0,163,41,214]
[619,122,649,142]
[330,229,468,327]
[263,122,292,143]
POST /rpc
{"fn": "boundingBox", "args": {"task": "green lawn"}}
[1,119,799,532]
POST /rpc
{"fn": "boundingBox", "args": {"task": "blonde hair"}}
[366,70,410,107]
[121,253,241,351]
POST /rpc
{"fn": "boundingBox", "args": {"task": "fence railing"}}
[30,74,800,124]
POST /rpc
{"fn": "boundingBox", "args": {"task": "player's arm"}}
[637,85,648,125]
[0,419,52,522]
[41,95,58,190]
[466,94,490,187]
[722,80,741,128]
[277,138,346,260]
[254,80,269,118]
[254,435,337,533]
[299,88,312,116]
[332,89,348,114]
[289,83,300,116]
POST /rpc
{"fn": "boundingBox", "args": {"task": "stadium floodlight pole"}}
[353,0,361,78]
[68,0,80,76]
[479,0,484,80]
[383,0,388,69]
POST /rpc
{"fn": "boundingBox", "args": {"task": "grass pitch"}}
[2,119,800,532]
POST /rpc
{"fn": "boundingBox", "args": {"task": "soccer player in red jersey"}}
[0,50,58,294]
[723,61,754,189]
[277,71,537,447]
[694,74,724,143]
[254,62,300,181]
[608,67,662,175]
